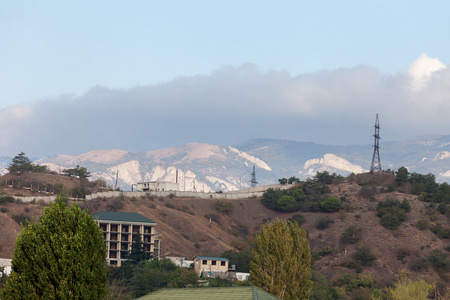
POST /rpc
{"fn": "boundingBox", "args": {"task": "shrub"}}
[292,189,306,202]
[380,214,402,230]
[352,246,376,267]
[428,249,450,272]
[289,213,306,226]
[277,195,297,212]
[359,185,378,198]
[396,246,411,260]
[341,225,363,245]
[164,203,175,209]
[437,202,447,214]
[377,198,408,230]
[410,257,428,271]
[416,218,430,230]
[12,214,30,226]
[388,278,434,300]
[106,199,124,212]
[213,200,234,215]
[312,246,334,261]
[0,195,15,205]
[431,224,450,239]
[315,217,334,230]
[321,196,341,212]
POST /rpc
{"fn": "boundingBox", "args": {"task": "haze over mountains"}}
[2,135,450,192]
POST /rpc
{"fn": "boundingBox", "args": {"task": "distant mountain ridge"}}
[2,135,450,191]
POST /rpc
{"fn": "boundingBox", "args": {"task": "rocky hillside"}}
[1,172,449,287]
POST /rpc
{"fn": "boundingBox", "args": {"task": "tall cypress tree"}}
[0,198,107,299]
[250,219,312,300]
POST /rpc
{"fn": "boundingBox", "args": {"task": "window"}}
[202,260,207,265]
[211,260,216,265]
[221,261,226,266]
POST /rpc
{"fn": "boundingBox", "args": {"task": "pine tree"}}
[0,198,107,299]
[250,219,312,300]
[7,152,33,174]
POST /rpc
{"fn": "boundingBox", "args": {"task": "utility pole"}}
[250,166,258,188]
[114,170,119,190]
[370,114,382,173]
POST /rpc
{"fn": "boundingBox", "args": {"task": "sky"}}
[0,1,449,157]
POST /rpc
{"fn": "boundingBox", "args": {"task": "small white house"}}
[166,256,194,268]
[236,272,250,281]
[136,181,179,192]
[0,258,12,277]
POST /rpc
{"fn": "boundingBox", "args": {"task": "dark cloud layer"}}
[1,61,449,157]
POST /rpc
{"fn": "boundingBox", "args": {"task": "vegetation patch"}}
[376,197,410,230]
[212,199,234,215]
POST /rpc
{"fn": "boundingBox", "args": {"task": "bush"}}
[277,195,297,212]
[212,200,234,215]
[311,247,334,262]
[106,199,124,212]
[321,196,341,212]
[396,246,411,260]
[380,214,402,230]
[428,249,450,272]
[164,203,175,209]
[359,185,378,198]
[341,225,363,245]
[352,247,376,267]
[0,195,15,205]
[377,198,409,230]
[315,217,334,230]
[431,223,450,239]
[12,214,30,226]
[289,213,306,226]
[416,218,430,230]
[410,257,428,271]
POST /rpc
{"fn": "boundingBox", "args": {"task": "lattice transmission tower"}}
[250,166,258,188]
[370,114,382,173]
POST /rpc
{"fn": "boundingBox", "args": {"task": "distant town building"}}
[136,181,179,192]
[166,256,194,268]
[92,211,159,266]
[193,256,235,279]
[0,258,12,277]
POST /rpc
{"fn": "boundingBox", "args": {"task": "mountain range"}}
[2,135,450,192]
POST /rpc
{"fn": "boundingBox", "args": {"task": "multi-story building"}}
[92,211,159,266]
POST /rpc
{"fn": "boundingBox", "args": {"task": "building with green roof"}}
[92,211,159,266]
[136,286,281,300]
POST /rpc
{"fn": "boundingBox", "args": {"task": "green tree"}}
[388,277,434,300]
[395,166,410,185]
[126,232,152,264]
[62,165,91,179]
[7,152,34,174]
[250,219,312,299]
[278,178,288,184]
[0,197,107,299]
[220,250,252,273]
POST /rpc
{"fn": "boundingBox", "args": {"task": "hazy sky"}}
[1,1,449,157]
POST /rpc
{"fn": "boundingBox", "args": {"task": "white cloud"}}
[0,55,449,157]
[408,54,446,92]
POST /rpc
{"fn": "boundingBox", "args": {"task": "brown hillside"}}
[0,172,449,287]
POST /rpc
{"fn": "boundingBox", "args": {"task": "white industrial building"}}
[136,181,179,192]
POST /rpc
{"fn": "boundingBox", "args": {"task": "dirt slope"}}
[1,172,449,286]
